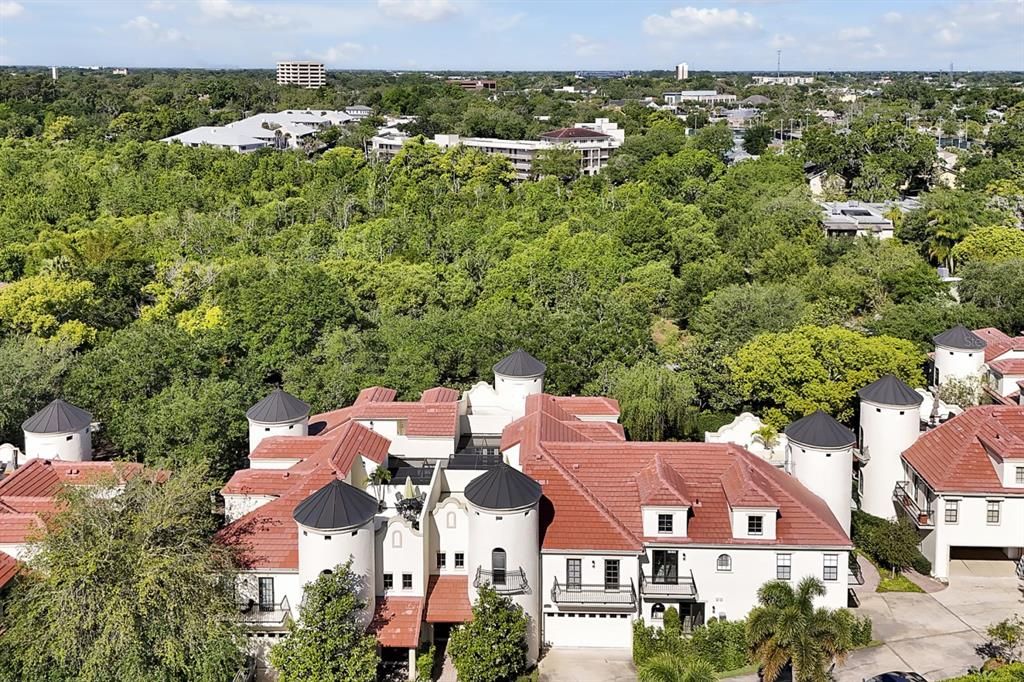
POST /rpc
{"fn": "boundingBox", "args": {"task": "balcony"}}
[236,596,291,628]
[849,554,864,586]
[893,482,934,528]
[550,578,637,608]
[474,567,530,595]
[854,446,870,464]
[639,570,698,600]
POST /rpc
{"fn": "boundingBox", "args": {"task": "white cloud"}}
[146,0,176,10]
[0,1,24,19]
[883,11,902,24]
[124,15,187,43]
[570,33,604,57]
[935,26,962,46]
[377,0,459,22]
[198,0,290,27]
[643,6,759,38]
[483,12,525,32]
[769,33,795,48]
[313,42,365,63]
[837,26,873,41]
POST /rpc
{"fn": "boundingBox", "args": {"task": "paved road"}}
[537,562,1022,682]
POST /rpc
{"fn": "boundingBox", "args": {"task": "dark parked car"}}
[865,673,928,682]
[758,662,793,682]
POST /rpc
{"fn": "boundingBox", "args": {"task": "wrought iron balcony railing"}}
[474,567,530,595]
[893,482,934,528]
[550,578,637,607]
[639,569,698,599]
[236,596,291,627]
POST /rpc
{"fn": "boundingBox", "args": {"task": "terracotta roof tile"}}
[550,396,621,417]
[425,575,472,622]
[0,513,45,544]
[355,387,398,404]
[355,403,459,437]
[248,437,324,459]
[903,405,1024,493]
[370,597,424,648]
[989,358,1024,376]
[0,552,19,590]
[420,387,460,403]
[635,455,692,506]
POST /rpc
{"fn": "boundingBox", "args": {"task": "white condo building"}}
[276,61,326,89]
[162,110,353,153]
[662,90,737,105]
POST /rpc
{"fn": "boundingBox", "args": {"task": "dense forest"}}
[1,69,1022,480]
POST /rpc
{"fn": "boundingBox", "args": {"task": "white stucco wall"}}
[927,494,1024,579]
[224,494,277,523]
[789,441,853,534]
[729,507,777,540]
[933,344,985,386]
[297,520,376,627]
[23,428,92,461]
[355,419,456,461]
[859,399,921,519]
[641,506,689,538]
[429,497,469,575]
[247,458,301,471]
[248,418,308,454]
[378,518,426,597]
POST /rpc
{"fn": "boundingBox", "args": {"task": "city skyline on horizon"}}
[1,0,1023,73]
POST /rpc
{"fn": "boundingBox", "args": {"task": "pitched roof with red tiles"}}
[420,387,460,403]
[989,358,1024,377]
[550,396,621,418]
[635,455,692,506]
[312,392,459,439]
[247,437,325,460]
[541,127,611,140]
[902,405,1024,493]
[0,552,20,590]
[356,386,398,404]
[972,327,1024,362]
[0,512,45,544]
[370,597,424,648]
[424,575,472,622]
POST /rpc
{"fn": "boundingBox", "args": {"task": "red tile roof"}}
[550,396,621,418]
[248,437,324,459]
[635,455,692,506]
[424,575,472,622]
[973,327,1024,362]
[221,469,306,496]
[989,358,1024,376]
[0,513,45,544]
[356,387,398,404]
[541,127,611,140]
[0,552,19,590]
[370,597,424,648]
[420,387,460,403]
[902,405,1024,493]
[354,402,459,437]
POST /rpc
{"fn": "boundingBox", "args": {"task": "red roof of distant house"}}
[311,391,460,438]
[0,552,19,590]
[541,127,610,140]
[989,358,1024,376]
[902,406,1024,493]
[424,575,473,622]
[370,597,424,648]
[420,387,460,403]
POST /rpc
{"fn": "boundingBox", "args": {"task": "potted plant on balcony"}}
[367,467,391,511]
[395,477,425,529]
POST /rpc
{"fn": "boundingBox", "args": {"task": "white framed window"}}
[651,603,665,620]
[454,552,465,569]
[987,500,1002,525]
[944,499,959,524]
[716,554,732,572]
[748,515,764,536]
[402,573,412,589]
[437,552,446,569]
[776,553,792,580]
[823,554,838,581]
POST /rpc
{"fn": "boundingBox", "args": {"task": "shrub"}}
[852,510,932,577]
[851,614,873,647]
[911,552,932,575]
[977,616,1024,664]
[688,618,749,671]
[416,644,436,682]
[448,586,528,682]
[942,662,1024,682]
[663,606,681,637]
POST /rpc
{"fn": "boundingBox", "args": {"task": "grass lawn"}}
[717,663,759,678]
[877,573,925,593]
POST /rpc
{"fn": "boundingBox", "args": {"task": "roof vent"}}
[572,463,580,470]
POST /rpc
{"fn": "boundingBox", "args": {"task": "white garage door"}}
[543,611,633,648]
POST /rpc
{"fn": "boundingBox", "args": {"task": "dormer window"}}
[657,514,673,534]
[747,515,764,536]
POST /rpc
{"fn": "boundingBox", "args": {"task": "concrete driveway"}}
[538,648,635,682]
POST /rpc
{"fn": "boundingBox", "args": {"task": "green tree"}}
[448,585,529,682]
[690,123,735,161]
[743,124,773,156]
[747,577,854,682]
[958,259,1024,335]
[726,325,924,424]
[951,225,1024,266]
[637,653,716,682]
[531,146,581,182]
[0,465,244,682]
[0,335,76,444]
[605,359,696,441]
[269,561,379,682]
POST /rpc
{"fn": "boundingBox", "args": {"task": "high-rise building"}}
[675,62,689,80]
[276,61,326,89]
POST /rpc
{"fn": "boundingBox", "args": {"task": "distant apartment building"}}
[663,90,737,105]
[345,105,373,121]
[453,79,497,92]
[752,75,814,86]
[162,109,352,153]
[276,61,326,89]
[675,63,689,80]
[112,67,129,76]
[370,119,624,180]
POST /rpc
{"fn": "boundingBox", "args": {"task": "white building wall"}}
[429,497,470,575]
[236,570,303,619]
[379,518,427,597]
[929,494,1024,579]
[354,419,456,460]
[859,400,921,519]
[248,418,308,454]
[642,507,689,538]
[790,442,853,534]
[224,494,277,523]
[729,507,777,540]
[494,374,544,408]
[297,520,376,628]
[23,428,92,461]
[247,458,301,471]
[933,344,985,386]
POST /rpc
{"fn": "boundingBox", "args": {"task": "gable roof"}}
[635,455,691,506]
[785,410,856,449]
[902,405,1024,493]
[370,597,423,648]
[22,399,92,434]
[933,325,986,350]
[420,387,460,403]
[493,350,546,377]
[355,387,397,404]
[292,479,378,531]
[550,396,620,418]
[858,375,924,407]
[246,389,310,423]
[541,127,611,140]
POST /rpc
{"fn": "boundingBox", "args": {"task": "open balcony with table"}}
[236,596,291,629]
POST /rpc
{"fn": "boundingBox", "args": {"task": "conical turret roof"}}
[293,479,378,531]
[492,349,546,377]
[933,325,985,350]
[246,388,310,423]
[858,375,923,407]
[785,410,856,449]
[465,462,542,511]
[22,399,92,434]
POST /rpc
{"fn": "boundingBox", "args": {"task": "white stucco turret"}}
[785,410,856,534]
[246,389,311,454]
[857,375,924,519]
[492,349,546,406]
[932,325,986,387]
[22,399,93,462]
[294,479,378,628]
[464,463,542,662]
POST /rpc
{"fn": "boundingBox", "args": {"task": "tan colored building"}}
[276,61,326,89]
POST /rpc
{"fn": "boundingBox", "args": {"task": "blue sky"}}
[1,0,1022,71]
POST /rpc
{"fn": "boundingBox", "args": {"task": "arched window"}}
[392,531,402,548]
[491,548,507,586]
[651,603,666,620]
[716,554,732,572]
[446,511,457,529]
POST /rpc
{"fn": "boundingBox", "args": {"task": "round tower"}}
[294,479,378,628]
[492,350,546,407]
[464,462,542,662]
[932,325,986,388]
[857,375,923,519]
[785,410,856,534]
[22,399,93,462]
[246,388,310,454]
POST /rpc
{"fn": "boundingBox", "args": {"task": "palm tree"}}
[747,577,854,682]
[637,653,716,682]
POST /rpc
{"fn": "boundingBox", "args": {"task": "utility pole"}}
[777,50,781,78]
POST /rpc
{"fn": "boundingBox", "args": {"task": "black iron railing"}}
[893,482,934,527]
[639,569,698,599]
[474,567,530,595]
[550,578,636,606]
[236,596,291,626]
